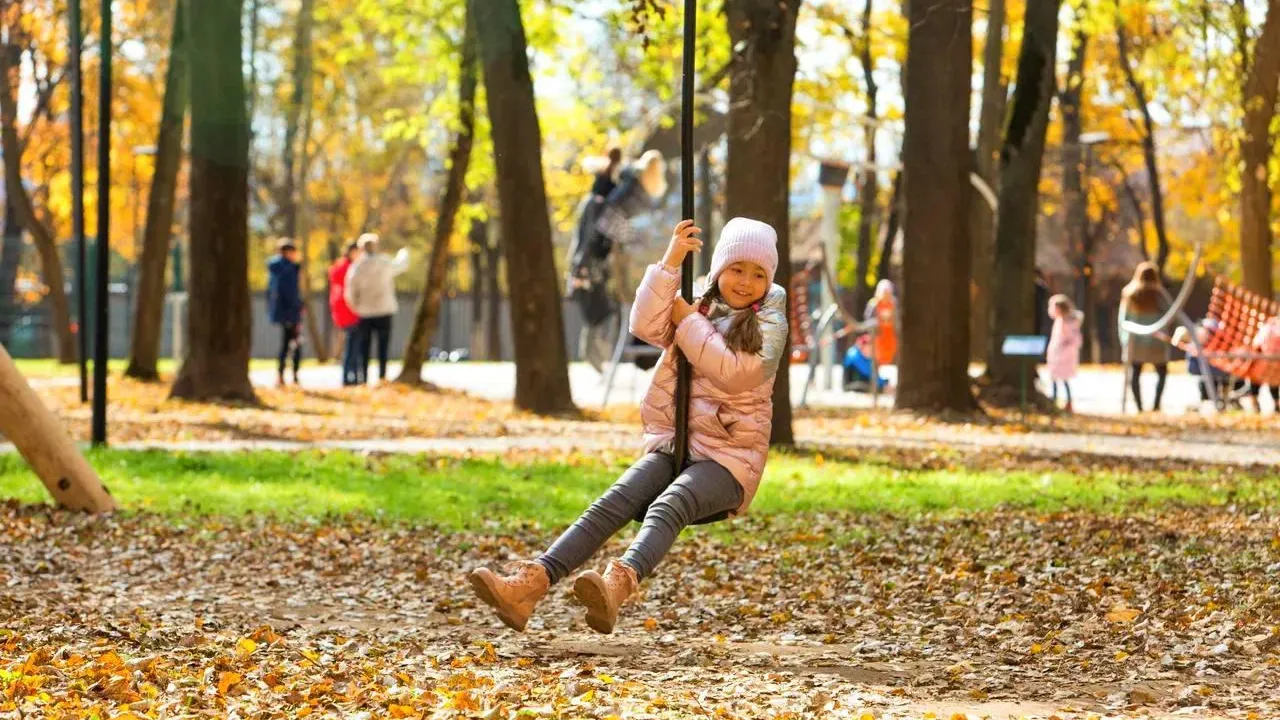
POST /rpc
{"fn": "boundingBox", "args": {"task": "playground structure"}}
[1167,277,1280,407]
[1119,242,1280,411]
[0,344,117,513]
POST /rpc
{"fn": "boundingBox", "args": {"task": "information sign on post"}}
[1001,335,1049,419]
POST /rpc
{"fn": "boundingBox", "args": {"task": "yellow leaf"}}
[597,673,615,684]
[1114,650,1130,662]
[643,618,659,632]
[1029,643,1044,654]
[1105,607,1141,624]
[860,714,877,720]
[95,651,126,669]
[389,704,416,718]
[951,715,970,720]
[217,671,243,695]
[236,637,259,656]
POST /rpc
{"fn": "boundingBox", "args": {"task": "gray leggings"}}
[537,452,744,583]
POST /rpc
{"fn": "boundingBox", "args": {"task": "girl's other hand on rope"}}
[671,297,697,325]
[663,220,702,269]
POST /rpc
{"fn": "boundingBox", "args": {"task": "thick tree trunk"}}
[0,44,74,363]
[126,0,189,381]
[970,0,1006,363]
[724,0,802,445]
[170,0,256,402]
[853,0,878,312]
[1240,0,1280,298]
[0,196,21,346]
[473,0,574,414]
[1060,26,1091,363]
[399,10,477,385]
[1115,23,1171,275]
[897,0,975,412]
[987,0,1061,397]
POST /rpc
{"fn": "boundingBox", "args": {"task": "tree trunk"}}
[1240,0,1280,298]
[897,0,975,412]
[1060,25,1091,363]
[295,47,328,363]
[473,0,574,414]
[0,344,116,512]
[0,195,21,347]
[279,0,326,360]
[399,8,477,385]
[987,0,1061,397]
[484,220,502,361]
[878,170,902,283]
[970,0,1006,363]
[170,0,256,402]
[0,43,74,363]
[1115,22,1171,275]
[469,217,484,357]
[853,0,878,312]
[724,0,803,445]
[126,0,189,381]
[280,0,312,244]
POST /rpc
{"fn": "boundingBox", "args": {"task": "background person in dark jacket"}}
[267,239,304,386]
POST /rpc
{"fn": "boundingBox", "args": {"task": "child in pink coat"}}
[1046,294,1084,411]
[468,218,788,634]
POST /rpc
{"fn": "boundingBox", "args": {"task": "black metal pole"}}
[70,0,86,403]
[698,146,713,276]
[91,0,111,446]
[672,0,696,471]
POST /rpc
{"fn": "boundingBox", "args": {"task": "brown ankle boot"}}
[573,560,639,634]
[468,561,550,632]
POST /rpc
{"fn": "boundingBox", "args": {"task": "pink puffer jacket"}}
[1046,314,1083,381]
[630,263,789,515]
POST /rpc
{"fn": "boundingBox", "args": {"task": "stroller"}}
[842,335,888,392]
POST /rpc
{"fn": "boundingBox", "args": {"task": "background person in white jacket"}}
[344,233,410,383]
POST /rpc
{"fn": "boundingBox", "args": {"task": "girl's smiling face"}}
[717,261,769,309]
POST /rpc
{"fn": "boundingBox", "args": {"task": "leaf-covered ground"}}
[8,375,1280,718]
[3,499,1278,719]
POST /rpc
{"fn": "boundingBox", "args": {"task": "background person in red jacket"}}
[329,242,363,386]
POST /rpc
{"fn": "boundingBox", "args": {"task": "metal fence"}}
[1,290,593,362]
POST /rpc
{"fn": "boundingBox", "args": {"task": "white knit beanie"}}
[707,217,779,285]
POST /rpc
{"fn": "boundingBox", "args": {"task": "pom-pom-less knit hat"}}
[707,217,779,286]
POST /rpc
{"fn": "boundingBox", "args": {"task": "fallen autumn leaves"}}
[2,502,1277,719]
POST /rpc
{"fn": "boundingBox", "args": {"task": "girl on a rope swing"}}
[468,217,788,634]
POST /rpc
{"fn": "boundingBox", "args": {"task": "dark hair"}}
[345,242,359,256]
[697,284,764,354]
[277,239,297,253]
[1122,261,1162,314]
